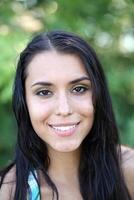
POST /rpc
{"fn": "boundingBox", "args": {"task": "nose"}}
[55,92,73,116]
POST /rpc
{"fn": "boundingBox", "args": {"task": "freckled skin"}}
[25,51,94,153]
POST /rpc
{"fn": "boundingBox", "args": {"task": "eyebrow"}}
[31,76,90,87]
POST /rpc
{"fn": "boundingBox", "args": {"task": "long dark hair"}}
[0,30,131,200]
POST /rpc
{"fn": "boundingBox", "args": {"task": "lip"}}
[48,122,80,137]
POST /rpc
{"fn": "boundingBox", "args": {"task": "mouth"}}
[48,122,80,137]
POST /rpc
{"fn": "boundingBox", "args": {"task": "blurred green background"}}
[0,0,134,168]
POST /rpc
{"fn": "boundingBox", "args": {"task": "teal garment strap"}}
[28,171,40,200]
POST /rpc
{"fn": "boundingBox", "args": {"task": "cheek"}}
[27,100,52,124]
[75,97,94,117]
[83,99,94,110]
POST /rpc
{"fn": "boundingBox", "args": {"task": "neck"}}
[47,147,81,184]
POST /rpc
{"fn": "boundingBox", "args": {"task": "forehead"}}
[26,51,89,82]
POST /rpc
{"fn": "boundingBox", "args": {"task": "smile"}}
[48,122,80,137]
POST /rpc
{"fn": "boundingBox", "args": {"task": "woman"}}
[0,30,134,200]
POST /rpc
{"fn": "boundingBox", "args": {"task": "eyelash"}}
[36,86,89,97]
[72,86,89,94]
[36,90,52,97]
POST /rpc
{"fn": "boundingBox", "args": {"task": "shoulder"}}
[0,166,16,199]
[121,145,134,199]
[121,145,134,169]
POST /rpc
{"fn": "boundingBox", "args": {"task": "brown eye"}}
[72,86,88,94]
[36,90,52,96]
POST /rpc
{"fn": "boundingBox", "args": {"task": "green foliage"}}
[0,0,134,167]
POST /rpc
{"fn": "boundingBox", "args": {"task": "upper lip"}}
[48,122,80,127]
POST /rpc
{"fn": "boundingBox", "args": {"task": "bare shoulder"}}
[121,145,134,164]
[0,166,16,200]
[121,145,134,198]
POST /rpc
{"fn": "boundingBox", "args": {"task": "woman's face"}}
[25,51,94,153]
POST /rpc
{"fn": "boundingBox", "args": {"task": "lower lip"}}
[48,123,79,137]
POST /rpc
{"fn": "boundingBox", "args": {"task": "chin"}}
[51,141,81,153]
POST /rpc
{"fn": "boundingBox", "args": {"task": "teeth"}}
[52,125,76,131]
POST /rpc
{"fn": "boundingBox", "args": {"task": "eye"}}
[36,89,52,97]
[72,86,88,94]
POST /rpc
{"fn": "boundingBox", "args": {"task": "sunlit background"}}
[0,0,134,168]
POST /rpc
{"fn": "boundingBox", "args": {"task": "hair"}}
[0,30,131,200]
